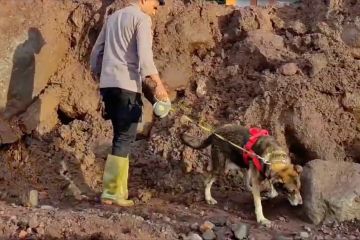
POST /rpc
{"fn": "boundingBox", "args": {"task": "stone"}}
[299,231,310,239]
[19,230,27,239]
[202,229,216,240]
[19,88,60,135]
[301,160,360,224]
[341,24,360,48]
[279,63,299,76]
[29,190,39,207]
[209,216,227,226]
[29,215,39,229]
[200,221,215,233]
[287,20,307,35]
[190,223,199,231]
[185,232,202,240]
[214,226,233,240]
[231,223,249,240]
[196,76,207,98]
[274,236,293,240]
[306,53,328,77]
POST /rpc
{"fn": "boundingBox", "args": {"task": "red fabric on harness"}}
[243,128,269,172]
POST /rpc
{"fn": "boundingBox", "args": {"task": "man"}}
[90,0,171,207]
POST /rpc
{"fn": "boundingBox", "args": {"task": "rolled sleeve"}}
[136,16,158,79]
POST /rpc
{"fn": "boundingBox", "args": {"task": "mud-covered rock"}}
[301,159,360,224]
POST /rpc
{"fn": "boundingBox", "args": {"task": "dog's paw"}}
[206,198,218,205]
[258,218,272,228]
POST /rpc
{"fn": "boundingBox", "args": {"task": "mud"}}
[0,0,359,239]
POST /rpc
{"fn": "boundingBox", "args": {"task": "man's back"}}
[91,3,158,93]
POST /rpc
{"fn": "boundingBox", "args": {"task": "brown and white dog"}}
[181,124,303,226]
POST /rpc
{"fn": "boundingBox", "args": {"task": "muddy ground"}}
[0,0,359,239]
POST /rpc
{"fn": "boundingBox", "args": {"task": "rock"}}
[37,226,45,235]
[341,24,360,48]
[214,227,233,240]
[287,20,307,35]
[279,63,299,76]
[307,53,328,77]
[138,189,152,203]
[29,215,39,228]
[185,232,203,240]
[196,76,207,97]
[226,65,239,76]
[190,223,199,231]
[341,92,360,112]
[301,160,360,224]
[200,221,215,233]
[202,229,216,240]
[29,190,39,207]
[299,231,310,239]
[40,205,55,210]
[19,230,27,239]
[231,223,249,240]
[163,216,171,222]
[231,29,290,70]
[312,33,329,51]
[209,216,227,226]
[303,226,312,232]
[19,88,60,135]
[274,236,292,240]
[0,116,21,144]
[278,216,286,222]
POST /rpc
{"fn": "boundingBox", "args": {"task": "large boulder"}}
[301,159,360,224]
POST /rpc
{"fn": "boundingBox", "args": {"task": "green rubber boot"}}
[101,154,134,207]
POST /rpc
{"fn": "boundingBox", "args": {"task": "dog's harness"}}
[243,128,270,174]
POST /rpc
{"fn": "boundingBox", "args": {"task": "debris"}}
[202,229,216,240]
[299,231,310,239]
[279,63,299,76]
[200,221,215,233]
[29,190,39,207]
[231,223,250,240]
[190,223,199,231]
[185,232,203,240]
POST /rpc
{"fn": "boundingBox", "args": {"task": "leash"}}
[169,105,272,165]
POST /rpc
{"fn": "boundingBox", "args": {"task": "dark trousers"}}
[100,88,143,158]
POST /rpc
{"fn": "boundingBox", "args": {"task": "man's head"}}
[139,0,164,16]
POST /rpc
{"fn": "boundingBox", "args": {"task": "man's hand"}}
[154,84,169,102]
[144,74,170,102]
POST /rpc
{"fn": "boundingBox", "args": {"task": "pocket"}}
[128,95,143,123]
[129,103,142,123]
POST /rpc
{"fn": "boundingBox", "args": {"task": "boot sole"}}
[101,199,134,207]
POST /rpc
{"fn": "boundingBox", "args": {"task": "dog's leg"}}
[204,175,217,205]
[245,169,252,191]
[250,166,271,227]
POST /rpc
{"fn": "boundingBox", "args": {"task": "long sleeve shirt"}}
[90,3,158,93]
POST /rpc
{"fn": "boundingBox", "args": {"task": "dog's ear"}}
[294,165,303,174]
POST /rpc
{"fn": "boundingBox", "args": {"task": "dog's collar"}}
[263,150,289,178]
[263,150,289,165]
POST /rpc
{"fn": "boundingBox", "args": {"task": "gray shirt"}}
[90,3,158,93]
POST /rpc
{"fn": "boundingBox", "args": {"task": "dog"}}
[181,124,303,226]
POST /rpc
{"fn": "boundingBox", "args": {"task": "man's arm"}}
[136,16,169,101]
[90,22,106,76]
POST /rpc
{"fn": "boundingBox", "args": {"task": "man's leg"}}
[100,88,142,206]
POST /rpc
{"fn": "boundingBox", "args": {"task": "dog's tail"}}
[181,132,212,149]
